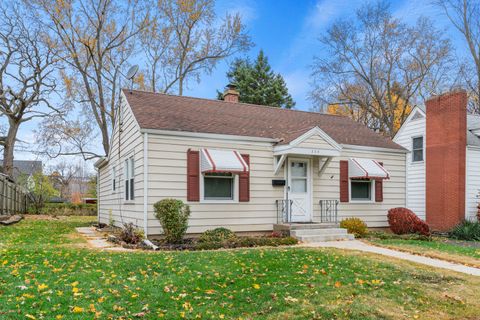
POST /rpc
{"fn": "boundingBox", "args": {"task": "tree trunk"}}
[100,123,110,157]
[178,76,184,96]
[2,121,20,177]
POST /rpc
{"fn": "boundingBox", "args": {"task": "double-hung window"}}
[412,136,424,162]
[124,157,134,201]
[350,180,373,201]
[203,173,234,200]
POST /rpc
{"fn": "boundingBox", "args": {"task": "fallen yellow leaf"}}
[37,284,48,291]
[72,306,84,313]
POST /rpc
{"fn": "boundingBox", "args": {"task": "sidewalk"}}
[304,240,480,276]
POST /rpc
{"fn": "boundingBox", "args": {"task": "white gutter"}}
[143,132,149,237]
[140,128,280,144]
[94,157,108,169]
[341,144,408,154]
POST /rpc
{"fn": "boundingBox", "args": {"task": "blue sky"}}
[186,0,464,109]
[15,0,468,166]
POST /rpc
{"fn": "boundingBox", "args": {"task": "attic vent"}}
[411,111,424,121]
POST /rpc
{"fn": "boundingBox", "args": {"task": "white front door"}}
[287,158,311,222]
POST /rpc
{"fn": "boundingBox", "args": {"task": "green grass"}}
[368,237,480,266]
[1,217,480,319]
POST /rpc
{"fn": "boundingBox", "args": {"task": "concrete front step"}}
[274,223,339,231]
[297,233,355,243]
[291,228,349,237]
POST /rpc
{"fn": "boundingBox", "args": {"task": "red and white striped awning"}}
[349,158,390,180]
[200,149,249,173]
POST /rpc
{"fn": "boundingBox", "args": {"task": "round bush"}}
[387,207,430,236]
[340,217,368,238]
[153,199,190,243]
[199,227,237,243]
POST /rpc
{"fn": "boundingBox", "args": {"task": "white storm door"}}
[287,159,311,222]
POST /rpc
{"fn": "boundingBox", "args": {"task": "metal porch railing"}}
[276,199,292,224]
[319,200,339,223]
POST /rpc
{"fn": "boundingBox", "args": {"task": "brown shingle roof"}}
[123,89,404,150]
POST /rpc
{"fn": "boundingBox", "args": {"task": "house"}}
[94,88,407,238]
[0,160,42,180]
[394,90,480,231]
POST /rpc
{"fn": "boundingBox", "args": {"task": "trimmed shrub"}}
[340,217,368,238]
[449,220,480,241]
[153,199,190,243]
[387,207,430,236]
[119,223,144,244]
[199,227,237,243]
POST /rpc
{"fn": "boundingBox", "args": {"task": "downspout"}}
[143,132,149,237]
[96,169,100,225]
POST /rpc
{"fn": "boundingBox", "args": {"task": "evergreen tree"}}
[218,50,295,108]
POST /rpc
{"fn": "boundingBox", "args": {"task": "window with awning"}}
[200,149,249,173]
[348,158,390,180]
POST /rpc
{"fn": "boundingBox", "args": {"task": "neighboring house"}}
[95,88,407,237]
[0,160,43,180]
[394,90,480,231]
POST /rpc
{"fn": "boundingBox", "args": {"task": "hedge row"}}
[28,203,97,216]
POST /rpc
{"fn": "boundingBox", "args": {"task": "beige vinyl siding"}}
[393,110,426,219]
[146,132,405,234]
[312,149,406,227]
[97,92,145,229]
[297,134,336,149]
[466,147,480,220]
[146,135,284,234]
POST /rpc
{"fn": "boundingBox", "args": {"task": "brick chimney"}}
[425,90,467,231]
[223,84,239,103]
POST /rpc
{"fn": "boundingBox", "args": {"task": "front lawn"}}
[368,236,480,268]
[1,216,480,319]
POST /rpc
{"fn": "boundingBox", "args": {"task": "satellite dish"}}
[126,65,139,80]
[126,65,139,93]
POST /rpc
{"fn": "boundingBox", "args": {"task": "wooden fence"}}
[0,174,29,215]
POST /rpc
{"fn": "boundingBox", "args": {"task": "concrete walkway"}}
[76,227,133,252]
[304,240,480,276]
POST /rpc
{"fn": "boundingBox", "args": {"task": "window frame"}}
[124,156,135,202]
[200,172,239,203]
[349,179,375,203]
[411,136,424,163]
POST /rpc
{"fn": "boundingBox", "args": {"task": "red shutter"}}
[239,154,250,202]
[375,162,384,202]
[340,160,349,202]
[187,149,200,201]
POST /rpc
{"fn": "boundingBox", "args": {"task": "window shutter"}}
[340,160,349,202]
[239,154,250,202]
[375,162,384,202]
[187,149,200,201]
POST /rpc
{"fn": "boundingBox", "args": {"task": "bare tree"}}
[435,0,480,113]
[311,1,453,137]
[141,0,252,95]
[29,0,149,159]
[0,3,58,176]
[49,160,82,199]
